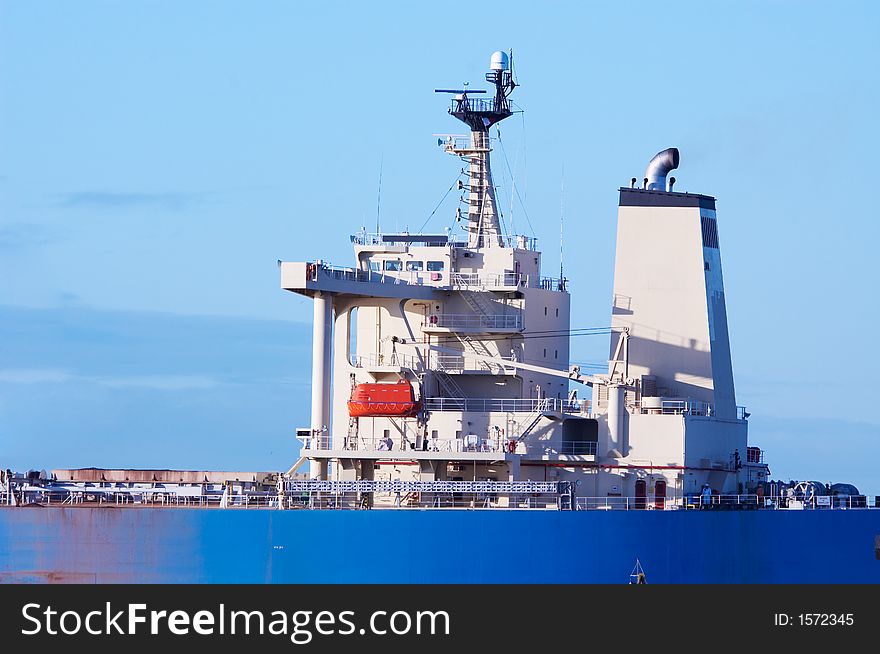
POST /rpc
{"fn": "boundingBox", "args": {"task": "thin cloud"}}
[55,191,210,211]
[0,224,57,249]
[0,369,74,384]
[94,374,221,391]
[0,368,222,390]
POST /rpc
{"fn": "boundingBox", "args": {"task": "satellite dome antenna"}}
[434,51,518,248]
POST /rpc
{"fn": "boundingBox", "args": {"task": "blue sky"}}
[1,2,879,491]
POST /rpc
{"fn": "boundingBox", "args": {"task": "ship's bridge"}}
[281,232,566,300]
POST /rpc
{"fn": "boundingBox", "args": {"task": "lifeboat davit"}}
[348,380,421,418]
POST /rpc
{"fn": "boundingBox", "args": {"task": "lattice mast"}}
[437,51,516,248]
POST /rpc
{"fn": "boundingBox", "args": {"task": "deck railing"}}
[424,397,582,414]
[426,313,523,330]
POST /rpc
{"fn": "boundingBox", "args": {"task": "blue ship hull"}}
[3,507,879,583]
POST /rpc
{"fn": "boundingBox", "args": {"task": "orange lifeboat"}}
[347,380,421,418]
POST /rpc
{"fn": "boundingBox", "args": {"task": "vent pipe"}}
[630,177,637,189]
[644,147,680,191]
[667,176,676,192]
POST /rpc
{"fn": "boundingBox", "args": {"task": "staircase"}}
[459,289,496,317]
[457,334,507,373]
[508,399,558,444]
[346,418,359,450]
[434,371,465,398]
[508,411,543,443]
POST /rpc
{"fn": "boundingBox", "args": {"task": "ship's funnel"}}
[644,148,680,191]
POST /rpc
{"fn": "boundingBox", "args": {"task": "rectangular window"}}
[427,261,445,271]
[369,261,380,272]
[406,261,423,271]
[384,260,402,271]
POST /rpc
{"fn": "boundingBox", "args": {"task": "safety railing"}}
[574,494,880,510]
[282,479,563,510]
[424,397,582,414]
[349,233,463,248]
[299,435,332,450]
[319,435,510,454]
[451,271,522,289]
[1,484,284,509]
[434,354,517,373]
[351,352,421,369]
[534,276,567,291]
[558,442,598,456]
[425,313,523,330]
[576,494,759,511]
[633,400,749,420]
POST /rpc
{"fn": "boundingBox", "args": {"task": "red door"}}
[654,480,667,509]
[635,479,647,510]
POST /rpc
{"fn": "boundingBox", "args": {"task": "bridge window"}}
[406,261,423,271]
[384,260,402,271]
[427,261,445,271]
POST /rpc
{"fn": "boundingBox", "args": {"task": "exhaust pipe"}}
[644,147,680,191]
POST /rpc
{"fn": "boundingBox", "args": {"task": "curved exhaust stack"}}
[644,147,680,191]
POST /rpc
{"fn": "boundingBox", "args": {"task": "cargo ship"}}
[2,52,879,584]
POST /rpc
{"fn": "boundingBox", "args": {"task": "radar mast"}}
[436,51,517,248]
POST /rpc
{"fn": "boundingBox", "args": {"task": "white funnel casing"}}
[612,148,738,420]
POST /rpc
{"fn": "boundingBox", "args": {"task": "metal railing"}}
[351,352,421,369]
[304,435,511,454]
[558,442,598,456]
[282,479,563,511]
[424,397,582,413]
[434,354,517,373]
[449,96,509,115]
[349,233,463,248]
[451,271,522,288]
[300,436,332,450]
[632,399,750,420]
[574,494,880,510]
[535,276,567,291]
[318,264,413,285]
[1,484,283,509]
[426,313,523,330]
[310,262,566,293]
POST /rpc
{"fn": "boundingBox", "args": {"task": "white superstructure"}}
[280,53,769,508]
